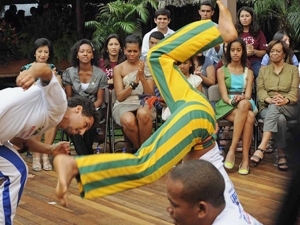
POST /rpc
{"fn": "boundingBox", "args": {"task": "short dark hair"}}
[225,38,247,69]
[124,35,142,49]
[267,40,290,63]
[67,96,100,129]
[169,160,225,207]
[154,8,171,19]
[149,31,164,41]
[29,38,54,63]
[200,1,214,10]
[70,39,98,67]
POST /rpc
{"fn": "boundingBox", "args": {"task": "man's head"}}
[63,96,100,135]
[166,160,225,225]
[149,31,164,49]
[198,1,214,20]
[154,8,171,32]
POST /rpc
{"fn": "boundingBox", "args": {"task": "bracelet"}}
[228,99,233,106]
[129,81,138,90]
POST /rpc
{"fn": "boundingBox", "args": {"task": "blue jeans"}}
[251,60,262,78]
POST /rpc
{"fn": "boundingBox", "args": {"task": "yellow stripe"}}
[78,105,215,185]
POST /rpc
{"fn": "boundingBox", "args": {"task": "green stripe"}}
[148,22,222,107]
[80,102,215,175]
[81,103,216,192]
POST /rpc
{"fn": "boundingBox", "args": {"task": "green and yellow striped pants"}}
[76,20,223,199]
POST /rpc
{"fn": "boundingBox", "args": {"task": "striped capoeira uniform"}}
[75,20,221,199]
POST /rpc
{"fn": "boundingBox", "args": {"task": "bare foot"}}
[216,0,238,43]
[53,154,78,207]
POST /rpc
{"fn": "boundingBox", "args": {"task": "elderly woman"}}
[251,40,299,171]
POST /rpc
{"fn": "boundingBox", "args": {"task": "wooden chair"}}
[110,89,159,153]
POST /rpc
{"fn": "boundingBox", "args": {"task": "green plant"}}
[0,21,22,65]
[18,9,78,64]
[85,0,158,51]
[253,0,300,47]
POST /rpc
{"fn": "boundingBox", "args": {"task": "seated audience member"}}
[112,35,156,149]
[166,160,262,225]
[261,30,299,67]
[251,40,299,171]
[162,58,203,121]
[20,38,59,172]
[143,31,165,111]
[236,6,267,78]
[215,38,257,175]
[215,42,252,150]
[141,8,174,58]
[98,34,125,89]
[63,39,108,155]
[192,52,215,96]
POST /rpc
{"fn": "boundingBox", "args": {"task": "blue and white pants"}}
[0,142,28,225]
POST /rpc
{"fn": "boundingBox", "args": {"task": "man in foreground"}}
[0,63,99,224]
[53,2,259,224]
[167,160,260,224]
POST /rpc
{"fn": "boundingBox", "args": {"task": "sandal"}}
[32,157,42,172]
[277,156,288,171]
[250,148,265,166]
[42,155,53,171]
[220,131,230,146]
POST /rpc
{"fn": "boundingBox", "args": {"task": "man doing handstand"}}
[53,1,260,224]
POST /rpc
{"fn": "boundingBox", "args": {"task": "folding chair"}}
[110,89,159,153]
[95,87,111,153]
[255,89,300,150]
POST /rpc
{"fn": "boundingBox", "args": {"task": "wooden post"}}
[220,0,236,24]
[76,0,85,39]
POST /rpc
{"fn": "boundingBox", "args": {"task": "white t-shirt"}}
[141,27,175,58]
[0,74,67,145]
[186,74,202,89]
[213,203,262,225]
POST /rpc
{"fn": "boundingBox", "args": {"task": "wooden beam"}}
[220,0,236,24]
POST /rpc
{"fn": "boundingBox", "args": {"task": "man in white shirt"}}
[0,63,99,225]
[166,160,262,225]
[199,1,223,65]
[141,8,174,58]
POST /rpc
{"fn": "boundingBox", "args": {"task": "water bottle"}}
[273,149,278,166]
[95,146,101,154]
[122,147,126,154]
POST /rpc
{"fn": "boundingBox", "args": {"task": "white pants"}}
[200,143,262,225]
[0,142,28,225]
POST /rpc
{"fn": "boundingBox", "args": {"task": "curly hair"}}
[67,96,100,129]
[29,38,54,63]
[70,39,98,67]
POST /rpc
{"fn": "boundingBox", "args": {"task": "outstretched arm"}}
[16,63,53,90]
